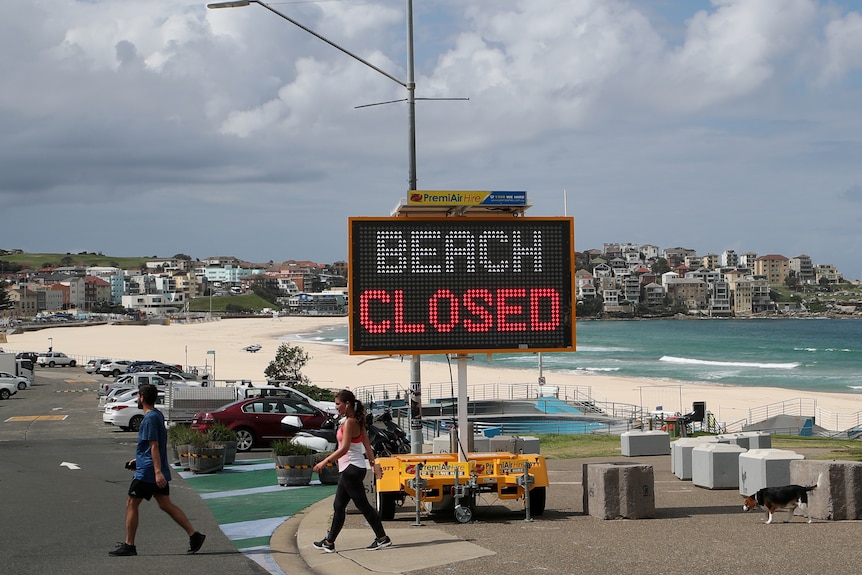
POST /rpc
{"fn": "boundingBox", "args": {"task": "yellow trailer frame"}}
[375,452,549,523]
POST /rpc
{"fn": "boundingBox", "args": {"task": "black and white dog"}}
[742,474,822,524]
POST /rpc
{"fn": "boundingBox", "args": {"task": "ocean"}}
[293,318,862,395]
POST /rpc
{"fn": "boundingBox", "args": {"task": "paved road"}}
[5,368,862,575]
[0,368,268,575]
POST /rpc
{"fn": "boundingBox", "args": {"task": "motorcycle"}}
[284,413,339,453]
[368,410,410,456]
[284,410,410,457]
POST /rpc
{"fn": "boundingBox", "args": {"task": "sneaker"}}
[313,539,335,553]
[109,542,137,556]
[366,536,392,550]
[188,532,206,554]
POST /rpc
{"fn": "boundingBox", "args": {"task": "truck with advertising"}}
[0,352,35,382]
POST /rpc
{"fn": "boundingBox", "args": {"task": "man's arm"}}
[150,439,166,487]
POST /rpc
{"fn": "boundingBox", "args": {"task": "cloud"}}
[0,0,859,277]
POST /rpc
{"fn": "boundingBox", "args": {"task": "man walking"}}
[109,383,206,556]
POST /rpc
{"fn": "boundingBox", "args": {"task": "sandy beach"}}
[6,317,862,426]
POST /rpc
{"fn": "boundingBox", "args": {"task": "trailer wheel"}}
[454,505,473,523]
[528,486,546,516]
[378,492,399,520]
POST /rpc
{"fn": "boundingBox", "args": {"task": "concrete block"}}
[488,435,540,454]
[583,462,655,519]
[717,431,771,450]
[670,438,704,480]
[691,443,746,489]
[738,448,804,496]
[791,459,862,521]
[620,430,671,457]
[432,436,491,454]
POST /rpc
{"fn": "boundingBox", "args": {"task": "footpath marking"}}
[5,415,69,422]
[180,458,336,575]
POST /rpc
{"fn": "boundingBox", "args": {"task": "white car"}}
[99,360,133,377]
[0,371,31,391]
[0,380,19,400]
[102,392,166,432]
[85,359,111,374]
[36,352,77,367]
[98,386,137,410]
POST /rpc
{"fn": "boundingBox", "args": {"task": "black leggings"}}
[326,464,387,542]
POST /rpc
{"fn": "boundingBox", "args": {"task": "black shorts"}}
[128,478,170,500]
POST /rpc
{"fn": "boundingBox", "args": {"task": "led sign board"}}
[349,217,576,355]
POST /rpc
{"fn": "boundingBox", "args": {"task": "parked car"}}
[16,352,39,363]
[126,360,183,374]
[85,359,112,374]
[98,385,137,410]
[0,371,31,391]
[191,397,328,452]
[255,382,337,413]
[0,376,23,398]
[99,360,133,377]
[36,352,77,367]
[98,372,198,397]
[102,392,166,431]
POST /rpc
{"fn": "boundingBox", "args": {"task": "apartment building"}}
[754,254,790,285]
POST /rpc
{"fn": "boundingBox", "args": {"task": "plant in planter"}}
[188,430,226,474]
[208,423,239,465]
[314,452,340,485]
[168,424,197,470]
[271,440,314,486]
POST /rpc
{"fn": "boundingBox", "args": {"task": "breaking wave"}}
[659,356,800,370]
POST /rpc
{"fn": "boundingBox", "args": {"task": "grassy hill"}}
[1,251,152,270]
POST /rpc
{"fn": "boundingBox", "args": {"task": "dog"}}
[742,473,822,524]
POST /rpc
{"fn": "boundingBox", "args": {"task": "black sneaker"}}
[366,536,392,550]
[188,532,206,554]
[109,542,137,556]
[313,539,335,553]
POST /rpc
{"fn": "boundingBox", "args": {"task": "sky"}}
[1,0,860,277]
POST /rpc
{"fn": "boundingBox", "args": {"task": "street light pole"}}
[208,0,424,452]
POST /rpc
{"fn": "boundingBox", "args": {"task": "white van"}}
[100,372,200,396]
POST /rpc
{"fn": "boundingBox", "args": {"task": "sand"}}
[7,317,862,427]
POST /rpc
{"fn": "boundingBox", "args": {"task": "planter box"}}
[275,454,314,486]
[189,445,225,474]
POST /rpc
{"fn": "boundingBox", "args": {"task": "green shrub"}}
[208,423,237,442]
[167,424,196,446]
[271,439,312,457]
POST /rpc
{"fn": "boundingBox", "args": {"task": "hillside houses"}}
[577,245,844,317]
[1,257,347,318]
[0,244,850,320]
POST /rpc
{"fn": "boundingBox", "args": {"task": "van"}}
[100,372,200,396]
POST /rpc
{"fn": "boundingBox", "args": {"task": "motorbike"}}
[284,410,410,456]
[284,413,339,453]
[368,410,410,456]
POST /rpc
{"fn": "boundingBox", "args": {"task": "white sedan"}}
[0,371,30,392]
[102,392,165,432]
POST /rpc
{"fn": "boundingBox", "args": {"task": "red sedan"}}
[191,397,328,452]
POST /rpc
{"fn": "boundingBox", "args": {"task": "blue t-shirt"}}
[134,409,171,484]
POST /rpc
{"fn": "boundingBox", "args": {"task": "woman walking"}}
[312,389,391,552]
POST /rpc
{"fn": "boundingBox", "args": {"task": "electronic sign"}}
[349,217,575,355]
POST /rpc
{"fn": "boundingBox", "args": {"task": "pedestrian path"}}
[177,459,336,574]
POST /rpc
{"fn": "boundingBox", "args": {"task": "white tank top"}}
[336,422,367,472]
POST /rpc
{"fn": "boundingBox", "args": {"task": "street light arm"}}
[207,0,407,88]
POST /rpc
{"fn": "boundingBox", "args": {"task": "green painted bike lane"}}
[178,459,336,571]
